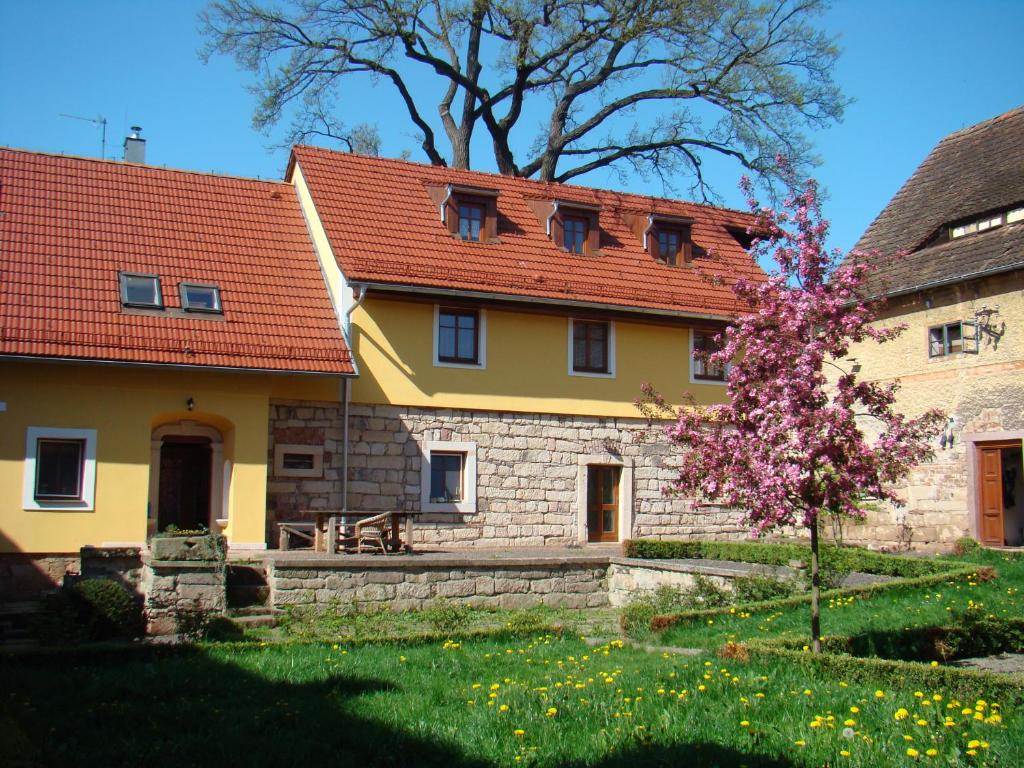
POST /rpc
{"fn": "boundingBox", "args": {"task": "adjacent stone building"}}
[842,106,1024,550]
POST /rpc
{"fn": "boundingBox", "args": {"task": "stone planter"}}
[150,534,225,562]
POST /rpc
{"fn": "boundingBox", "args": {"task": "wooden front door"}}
[587,466,621,542]
[978,444,1006,546]
[158,438,212,532]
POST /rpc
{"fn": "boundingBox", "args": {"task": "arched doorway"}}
[148,422,227,537]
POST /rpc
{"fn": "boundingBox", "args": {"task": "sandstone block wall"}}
[345,404,746,548]
[270,560,610,611]
[266,400,346,542]
[839,273,1024,551]
[141,559,226,636]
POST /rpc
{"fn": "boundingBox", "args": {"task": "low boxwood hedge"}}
[624,538,956,578]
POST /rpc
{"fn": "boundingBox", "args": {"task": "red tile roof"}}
[0,149,353,374]
[290,146,765,318]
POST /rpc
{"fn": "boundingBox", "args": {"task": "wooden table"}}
[312,511,421,554]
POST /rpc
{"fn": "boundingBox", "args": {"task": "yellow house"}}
[0,148,354,592]
[287,146,764,547]
[843,106,1024,550]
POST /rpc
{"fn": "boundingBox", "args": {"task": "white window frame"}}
[23,427,97,511]
[567,318,616,378]
[433,305,487,369]
[272,444,324,478]
[689,328,730,386]
[420,440,477,513]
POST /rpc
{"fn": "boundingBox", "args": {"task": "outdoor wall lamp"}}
[186,397,195,412]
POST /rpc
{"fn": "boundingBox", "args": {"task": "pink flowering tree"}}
[639,169,944,652]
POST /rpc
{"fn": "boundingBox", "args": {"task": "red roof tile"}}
[290,146,765,318]
[0,149,353,374]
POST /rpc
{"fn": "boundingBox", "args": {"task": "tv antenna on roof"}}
[59,113,108,159]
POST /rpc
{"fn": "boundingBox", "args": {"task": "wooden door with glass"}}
[587,465,621,542]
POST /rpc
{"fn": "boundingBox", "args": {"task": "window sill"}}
[433,359,486,370]
[570,368,615,379]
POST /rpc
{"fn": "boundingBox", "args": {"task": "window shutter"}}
[587,213,600,253]
[961,320,980,353]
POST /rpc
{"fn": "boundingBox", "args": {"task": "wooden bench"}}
[278,521,316,550]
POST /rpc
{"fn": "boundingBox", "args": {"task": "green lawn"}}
[656,550,1024,651]
[3,631,1015,767]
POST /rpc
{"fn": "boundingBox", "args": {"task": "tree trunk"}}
[809,517,822,653]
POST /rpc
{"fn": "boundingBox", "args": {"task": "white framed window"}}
[689,328,730,385]
[23,427,97,510]
[568,318,616,378]
[272,444,324,478]
[420,440,477,513]
[119,272,163,309]
[433,305,487,369]
[179,282,223,313]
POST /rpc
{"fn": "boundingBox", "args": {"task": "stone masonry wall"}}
[141,558,226,636]
[833,274,1024,551]
[345,404,746,548]
[271,559,609,611]
[266,399,346,543]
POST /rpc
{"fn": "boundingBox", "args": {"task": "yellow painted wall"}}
[350,295,727,416]
[0,360,341,554]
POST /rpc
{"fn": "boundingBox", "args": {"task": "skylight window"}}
[119,273,163,308]
[180,283,222,313]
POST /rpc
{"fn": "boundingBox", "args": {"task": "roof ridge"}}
[0,145,293,188]
[937,104,1024,144]
[292,144,755,219]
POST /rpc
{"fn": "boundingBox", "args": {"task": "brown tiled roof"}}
[852,106,1024,295]
[0,148,353,374]
[291,146,766,318]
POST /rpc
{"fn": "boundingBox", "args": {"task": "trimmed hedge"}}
[741,641,1024,706]
[624,538,955,578]
[646,564,980,632]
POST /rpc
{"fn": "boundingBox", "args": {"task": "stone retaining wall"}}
[346,403,746,548]
[270,557,610,611]
[141,558,226,636]
[607,558,797,607]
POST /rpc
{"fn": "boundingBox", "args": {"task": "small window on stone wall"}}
[273,444,324,478]
[420,440,477,513]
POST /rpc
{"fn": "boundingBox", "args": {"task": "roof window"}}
[526,199,601,255]
[950,206,1024,239]
[180,283,223,313]
[119,273,163,309]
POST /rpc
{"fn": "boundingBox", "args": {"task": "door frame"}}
[576,454,633,544]
[965,431,1024,544]
[148,421,227,538]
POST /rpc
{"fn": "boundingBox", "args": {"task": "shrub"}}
[32,579,142,644]
[504,608,550,636]
[424,599,473,633]
[952,537,981,556]
[734,574,798,603]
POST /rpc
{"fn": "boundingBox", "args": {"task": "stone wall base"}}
[0,553,79,604]
[270,559,609,611]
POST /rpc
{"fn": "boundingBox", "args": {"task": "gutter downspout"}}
[341,285,367,514]
[546,201,560,236]
[642,215,657,250]
[440,184,454,225]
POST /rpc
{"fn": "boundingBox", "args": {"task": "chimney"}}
[124,126,145,164]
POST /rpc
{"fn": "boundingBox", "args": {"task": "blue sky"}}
[1,0,1021,253]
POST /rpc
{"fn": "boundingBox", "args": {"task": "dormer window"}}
[458,202,485,241]
[563,216,589,254]
[119,273,163,309]
[180,283,222,313]
[526,199,601,255]
[427,183,499,243]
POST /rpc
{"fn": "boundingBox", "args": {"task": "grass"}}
[655,550,1024,651]
[2,632,1015,767]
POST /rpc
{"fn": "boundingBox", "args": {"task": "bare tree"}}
[201,0,845,198]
